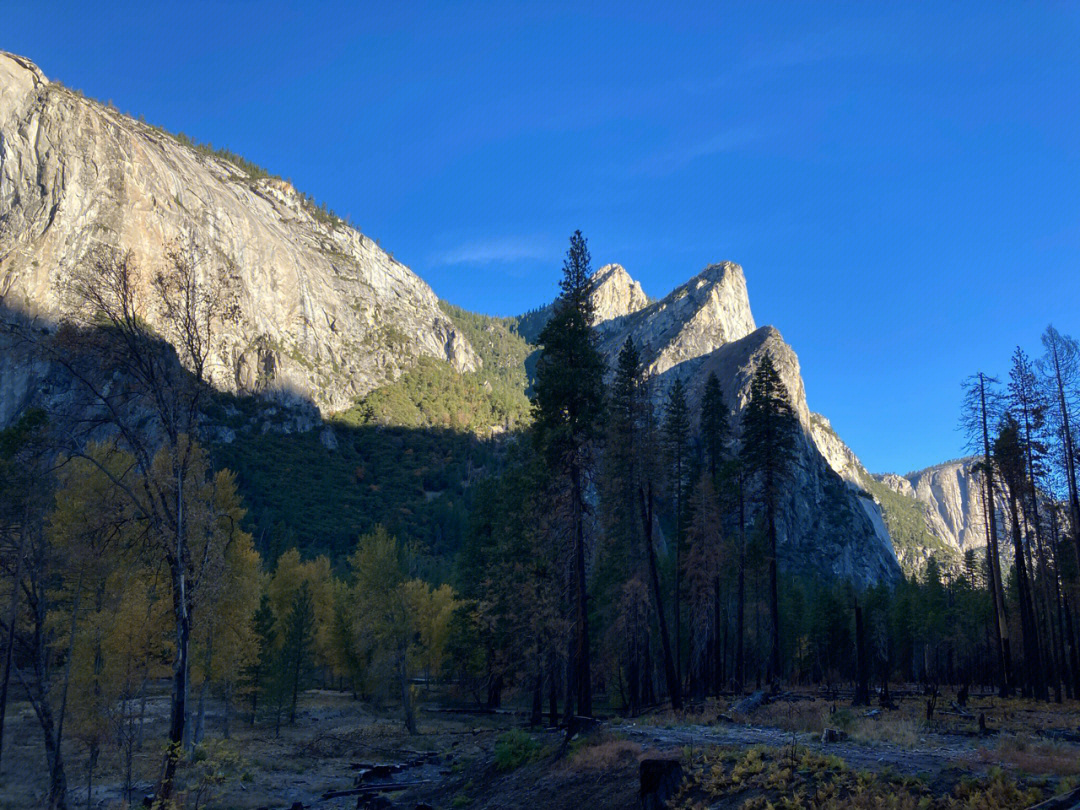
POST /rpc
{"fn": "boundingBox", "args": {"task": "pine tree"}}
[740,352,797,683]
[1009,347,1064,701]
[683,473,723,698]
[283,583,316,725]
[600,337,651,712]
[532,230,605,718]
[961,372,1012,696]
[247,595,277,724]
[664,378,691,686]
[995,415,1045,699]
[700,372,729,482]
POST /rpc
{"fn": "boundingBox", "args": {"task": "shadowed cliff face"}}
[0,52,477,414]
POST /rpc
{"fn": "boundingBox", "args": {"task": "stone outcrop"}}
[587,263,649,325]
[0,52,477,417]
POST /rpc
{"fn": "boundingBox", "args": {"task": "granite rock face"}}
[877,458,990,554]
[588,263,650,325]
[0,52,477,417]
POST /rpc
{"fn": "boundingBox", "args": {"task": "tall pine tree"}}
[663,378,691,686]
[533,230,605,718]
[741,352,797,683]
[700,371,729,482]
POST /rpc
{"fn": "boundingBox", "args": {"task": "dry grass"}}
[976,734,1080,776]
[672,745,1047,810]
[749,699,828,733]
[567,737,643,771]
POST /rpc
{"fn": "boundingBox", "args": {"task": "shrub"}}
[494,729,544,772]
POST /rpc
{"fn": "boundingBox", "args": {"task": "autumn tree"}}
[25,241,241,804]
[348,526,457,733]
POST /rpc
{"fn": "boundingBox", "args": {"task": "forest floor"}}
[1,685,1079,809]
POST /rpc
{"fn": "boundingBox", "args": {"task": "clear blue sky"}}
[5,2,1079,474]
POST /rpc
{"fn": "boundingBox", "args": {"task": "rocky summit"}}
[0,52,477,416]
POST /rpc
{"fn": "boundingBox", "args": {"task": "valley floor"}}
[1,686,1079,809]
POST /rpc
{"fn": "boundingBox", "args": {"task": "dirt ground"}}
[1,685,1079,809]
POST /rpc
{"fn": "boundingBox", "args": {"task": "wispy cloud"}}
[631,126,762,177]
[433,236,553,266]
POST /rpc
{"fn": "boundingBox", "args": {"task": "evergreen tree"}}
[740,352,798,682]
[683,473,723,698]
[247,594,277,724]
[532,230,605,718]
[663,377,691,686]
[1009,347,1064,701]
[994,415,1045,699]
[961,372,1012,696]
[283,583,316,725]
[700,372,729,481]
[599,337,651,713]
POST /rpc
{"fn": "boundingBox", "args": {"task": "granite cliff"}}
[0,51,477,418]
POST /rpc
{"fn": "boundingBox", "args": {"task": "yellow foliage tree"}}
[346,527,457,733]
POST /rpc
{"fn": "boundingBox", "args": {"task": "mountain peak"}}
[588,263,649,325]
[0,52,49,104]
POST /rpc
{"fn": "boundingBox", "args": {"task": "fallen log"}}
[1023,783,1080,810]
[731,690,769,715]
[422,706,522,715]
[322,781,432,800]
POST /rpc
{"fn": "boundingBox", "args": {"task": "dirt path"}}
[614,721,990,779]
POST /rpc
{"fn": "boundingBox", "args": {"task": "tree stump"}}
[821,728,847,744]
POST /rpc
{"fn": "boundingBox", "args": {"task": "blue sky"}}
[6,2,1079,474]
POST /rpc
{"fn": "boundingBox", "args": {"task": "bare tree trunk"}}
[1006,492,1042,698]
[712,577,723,696]
[159,564,191,804]
[735,474,747,691]
[854,603,870,705]
[766,470,781,684]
